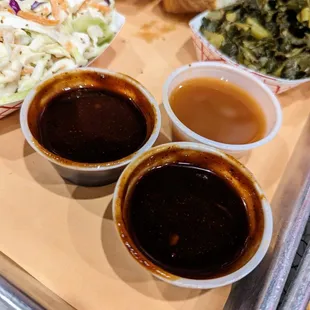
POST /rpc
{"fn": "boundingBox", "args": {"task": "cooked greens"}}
[200,0,310,79]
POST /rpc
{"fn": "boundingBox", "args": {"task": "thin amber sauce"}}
[170,77,266,144]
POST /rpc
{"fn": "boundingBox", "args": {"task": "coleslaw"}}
[0,0,119,106]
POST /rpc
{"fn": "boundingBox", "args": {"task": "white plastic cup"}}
[113,142,273,289]
[162,62,282,158]
[20,68,161,187]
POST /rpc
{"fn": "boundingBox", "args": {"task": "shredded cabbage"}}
[0,90,30,105]
[0,0,118,106]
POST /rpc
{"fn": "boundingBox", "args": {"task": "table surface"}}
[1,1,310,310]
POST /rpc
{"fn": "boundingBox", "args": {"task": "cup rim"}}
[113,142,273,289]
[20,68,161,172]
[162,62,282,152]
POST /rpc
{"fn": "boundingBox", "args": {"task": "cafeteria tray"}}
[280,221,310,310]
[1,1,310,308]
[1,117,310,310]
[0,252,74,310]
[225,117,310,310]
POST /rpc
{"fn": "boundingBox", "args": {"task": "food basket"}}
[189,11,310,94]
[0,12,125,120]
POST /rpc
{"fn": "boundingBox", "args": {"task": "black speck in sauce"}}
[127,163,249,279]
[38,88,147,163]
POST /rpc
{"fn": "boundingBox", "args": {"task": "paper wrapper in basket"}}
[189,11,310,94]
[0,102,23,120]
[0,12,125,120]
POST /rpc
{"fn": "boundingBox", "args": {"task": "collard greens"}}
[200,0,310,80]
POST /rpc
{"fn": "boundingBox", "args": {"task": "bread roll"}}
[163,0,237,13]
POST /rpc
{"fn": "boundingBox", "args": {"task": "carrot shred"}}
[78,0,90,11]
[22,67,34,75]
[89,2,111,13]
[65,41,73,52]
[50,0,60,20]
[18,11,60,26]
[57,0,68,11]
[79,0,111,13]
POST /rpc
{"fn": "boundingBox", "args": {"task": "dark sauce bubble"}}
[38,88,147,163]
[127,163,250,279]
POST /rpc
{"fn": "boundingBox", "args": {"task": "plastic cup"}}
[162,62,282,158]
[113,142,273,289]
[20,68,161,186]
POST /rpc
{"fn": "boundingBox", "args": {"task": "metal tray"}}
[0,252,75,310]
[279,217,310,309]
[1,118,310,310]
[225,116,310,310]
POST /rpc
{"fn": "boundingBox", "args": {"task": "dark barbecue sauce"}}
[127,163,250,279]
[38,88,147,163]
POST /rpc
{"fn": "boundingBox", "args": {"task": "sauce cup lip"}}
[162,62,282,152]
[113,142,273,289]
[20,68,161,172]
